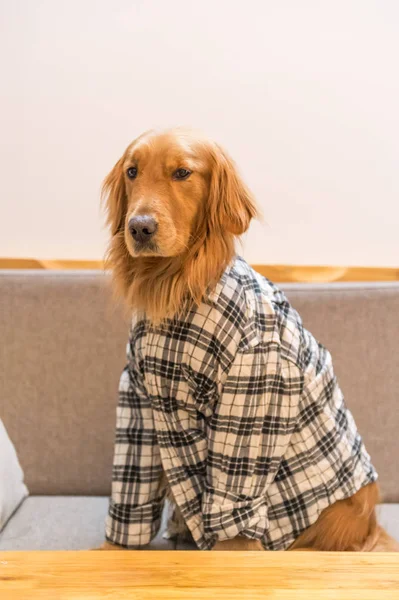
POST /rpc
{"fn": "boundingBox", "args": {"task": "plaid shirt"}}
[106,257,377,550]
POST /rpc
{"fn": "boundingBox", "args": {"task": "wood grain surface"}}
[1,551,398,599]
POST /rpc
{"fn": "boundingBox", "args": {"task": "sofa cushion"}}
[377,504,399,545]
[1,272,398,501]
[0,497,397,551]
[0,420,28,532]
[0,497,175,551]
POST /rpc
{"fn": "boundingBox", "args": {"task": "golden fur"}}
[101,128,398,552]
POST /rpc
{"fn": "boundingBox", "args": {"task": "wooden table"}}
[1,551,398,599]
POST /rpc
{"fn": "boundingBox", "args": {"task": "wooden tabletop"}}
[1,551,399,599]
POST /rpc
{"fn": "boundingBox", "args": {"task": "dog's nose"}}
[128,216,158,243]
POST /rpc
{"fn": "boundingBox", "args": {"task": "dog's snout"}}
[128,215,158,243]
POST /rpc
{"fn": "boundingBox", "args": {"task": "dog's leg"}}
[289,482,399,552]
[212,538,264,551]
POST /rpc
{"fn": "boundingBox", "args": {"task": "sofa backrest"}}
[1,271,398,501]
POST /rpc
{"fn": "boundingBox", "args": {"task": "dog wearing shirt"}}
[100,128,398,552]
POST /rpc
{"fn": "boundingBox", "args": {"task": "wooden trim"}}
[39,259,103,270]
[0,258,45,269]
[0,258,103,270]
[1,258,398,282]
[251,264,399,283]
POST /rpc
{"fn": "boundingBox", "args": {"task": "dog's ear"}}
[102,156,127,236]
[208,144,257,235]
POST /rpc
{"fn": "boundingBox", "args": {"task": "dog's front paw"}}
[92,541,126,551]
[212,538,264,551]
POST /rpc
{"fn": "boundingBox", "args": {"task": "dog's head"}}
[102,129,257,259]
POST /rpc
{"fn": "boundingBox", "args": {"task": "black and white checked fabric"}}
[106,257,377,550]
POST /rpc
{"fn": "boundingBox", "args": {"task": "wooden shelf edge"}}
[252,264,399,283]
[0,258,398,282]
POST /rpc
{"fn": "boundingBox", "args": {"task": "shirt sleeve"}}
[202,341,301,545]
[105,332,165,547]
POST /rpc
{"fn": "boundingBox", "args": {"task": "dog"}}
[100,128,398,552]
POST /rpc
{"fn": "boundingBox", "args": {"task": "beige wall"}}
[1,1,398,266]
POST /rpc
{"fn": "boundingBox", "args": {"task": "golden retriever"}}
[101,128,398,552]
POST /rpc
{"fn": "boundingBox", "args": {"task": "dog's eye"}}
[173,168,192,180]
[126,167,138,179]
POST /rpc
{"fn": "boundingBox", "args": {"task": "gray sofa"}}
[0,270,398,550]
